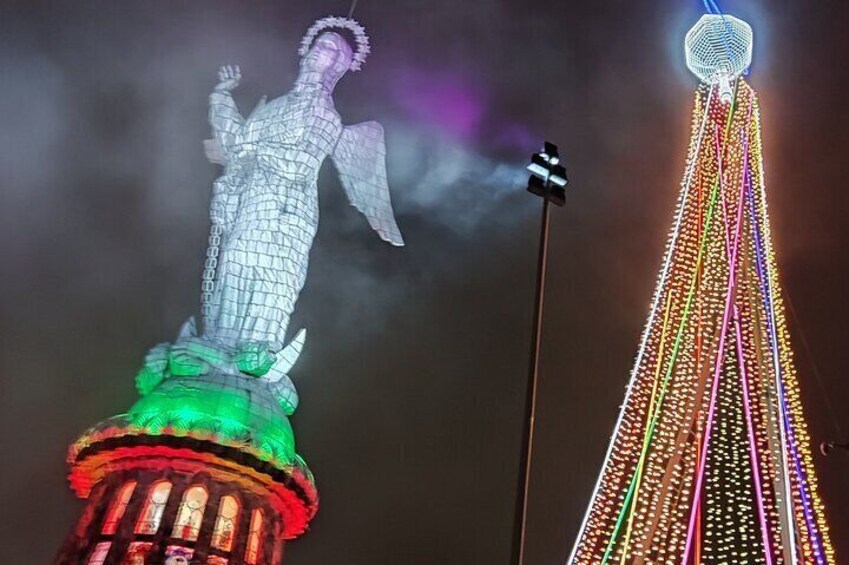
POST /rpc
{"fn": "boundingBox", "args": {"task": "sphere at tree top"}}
[685,14,753,103]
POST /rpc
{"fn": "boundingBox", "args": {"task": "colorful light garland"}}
[567,79,836,565]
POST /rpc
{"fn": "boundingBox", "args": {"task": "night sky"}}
[2,1,848,563]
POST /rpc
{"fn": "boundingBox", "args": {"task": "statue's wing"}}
[332,121,404,246]
[176,317,198,340]
[265,328,306,383]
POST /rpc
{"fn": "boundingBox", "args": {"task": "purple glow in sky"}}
[393,68,486,141]
[391,67,538,153]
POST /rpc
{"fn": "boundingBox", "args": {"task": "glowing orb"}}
[685,14,753,103]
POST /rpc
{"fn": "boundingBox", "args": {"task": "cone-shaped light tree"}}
[568,14,835,565]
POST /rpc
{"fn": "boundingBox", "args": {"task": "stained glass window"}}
[210,495,240,552]
[86,542,111,565]
[165,545,194,563]
[101,481,137,535]
[245,508,265,564]
[123,542,152,565]
[171,485,209,541]
[134,481,172,534]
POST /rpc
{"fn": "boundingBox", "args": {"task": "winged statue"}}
[135,17,403,414]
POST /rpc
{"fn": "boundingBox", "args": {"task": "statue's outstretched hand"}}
[214,65,241,93]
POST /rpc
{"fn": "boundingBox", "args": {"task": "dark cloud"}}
[1,1,847,563]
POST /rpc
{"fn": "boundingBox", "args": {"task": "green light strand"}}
[599,82,740,564]
[618,290,675,565]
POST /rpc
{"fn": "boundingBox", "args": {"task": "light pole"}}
[513,142,568,565]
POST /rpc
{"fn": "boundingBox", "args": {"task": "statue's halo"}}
[299,16,371,72]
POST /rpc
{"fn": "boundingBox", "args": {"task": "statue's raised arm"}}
[206,65,244,166]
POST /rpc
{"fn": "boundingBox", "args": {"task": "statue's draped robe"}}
[205,86,402,351]
[206,87,339,349]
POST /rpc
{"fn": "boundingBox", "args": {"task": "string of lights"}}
[567,73,836,565]
[565,82,718,565]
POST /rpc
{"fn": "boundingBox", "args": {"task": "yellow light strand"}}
[618,290,675,564]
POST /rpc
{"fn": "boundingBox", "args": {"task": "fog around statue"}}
[135,21,403,414]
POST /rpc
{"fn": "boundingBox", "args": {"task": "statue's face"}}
[301,31,353,83]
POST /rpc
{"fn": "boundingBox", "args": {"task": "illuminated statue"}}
[203,17,403,347]
[135,17,403,414]
[58,17,394,564]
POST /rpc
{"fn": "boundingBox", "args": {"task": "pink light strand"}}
[718,126,774,562]
[733,298,775,565]
[682,109,751,565]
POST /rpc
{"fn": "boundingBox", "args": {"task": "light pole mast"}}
[513,142,568,565]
